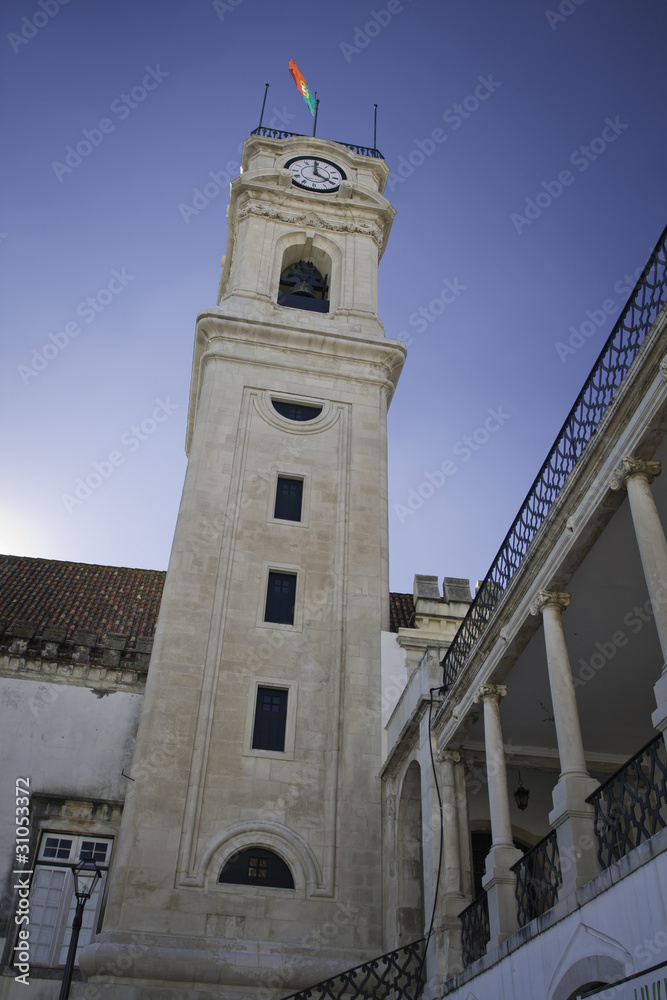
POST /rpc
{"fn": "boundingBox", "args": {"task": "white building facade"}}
[0,129,666,1000]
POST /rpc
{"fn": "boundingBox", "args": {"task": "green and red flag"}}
[288,60,316,116]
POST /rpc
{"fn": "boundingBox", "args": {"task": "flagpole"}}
[258,83,269,129]
[373,103,378,152]
[313,95,319,137]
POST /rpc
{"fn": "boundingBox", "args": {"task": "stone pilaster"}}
[475,684,522,948]
[531,591,599,897]
[435,749,469,980]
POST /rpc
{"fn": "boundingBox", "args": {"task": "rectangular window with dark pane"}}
[264,571,297,625]
[274,477,303,521]
[252,687,288,751]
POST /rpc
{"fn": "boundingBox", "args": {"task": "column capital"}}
[609,456,662,491]
[530,590,571,617]
[435,749,461,764]
[474,682,507,705]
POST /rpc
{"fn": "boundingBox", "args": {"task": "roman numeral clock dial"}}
[285,156,346,192]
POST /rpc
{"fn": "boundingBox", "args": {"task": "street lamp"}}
[58,858,102,1000]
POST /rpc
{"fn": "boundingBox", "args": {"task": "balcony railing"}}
[442,224,667,691]
[250,126,384,159]
[511,828,562,927]
[586,732,667,869]
[277,938,426,1000]
[460,892,490,968]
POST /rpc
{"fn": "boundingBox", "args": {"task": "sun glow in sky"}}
[1,0,666,592]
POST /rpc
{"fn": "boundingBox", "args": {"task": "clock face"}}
[285,156,346,192]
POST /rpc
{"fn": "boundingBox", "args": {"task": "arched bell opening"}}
[277,241,331,314]
[278,260,329,313]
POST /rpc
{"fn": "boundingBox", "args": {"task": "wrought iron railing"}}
[250,126,384,159]
[460,892,490,968]
[586,732,667,869]
[277,938,426,1000]
[511,828,562,927]
[442,225,667,690]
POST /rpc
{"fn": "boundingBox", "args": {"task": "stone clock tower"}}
[80,132,405,999]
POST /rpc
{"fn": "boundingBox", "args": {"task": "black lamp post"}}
[58,858,102,1000]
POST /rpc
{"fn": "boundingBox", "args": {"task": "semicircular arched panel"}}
[219,846,295,889]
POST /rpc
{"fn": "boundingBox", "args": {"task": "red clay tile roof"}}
[389,592,415,632]
[0,554,165,641]
[0,553,414,640]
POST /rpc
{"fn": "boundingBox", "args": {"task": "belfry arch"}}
[273,232,339,312]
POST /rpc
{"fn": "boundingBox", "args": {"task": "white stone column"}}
[609,457,667,742]
[436,750,468,979]
[476,684,522,948]
[531,591,599,896]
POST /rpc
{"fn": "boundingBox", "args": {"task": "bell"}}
[291,280,316,297]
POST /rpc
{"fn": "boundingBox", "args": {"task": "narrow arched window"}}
[219,848,295,888]
[278,260,329,313]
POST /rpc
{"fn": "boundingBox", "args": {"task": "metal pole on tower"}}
[258,83,269,129]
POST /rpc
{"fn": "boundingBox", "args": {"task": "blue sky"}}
[1,0,666,593]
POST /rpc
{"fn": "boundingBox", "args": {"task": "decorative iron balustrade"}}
[511,828,562,927]
[250,126,384,159]
[460,892,490,968]
[442,224,667,691]
[586,732,667,870]
[277,938,426,1000]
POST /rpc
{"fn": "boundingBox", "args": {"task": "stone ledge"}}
[0,651,148,693]
[0,619,153,673]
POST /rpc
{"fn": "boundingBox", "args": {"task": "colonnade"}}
[434,454,667,964]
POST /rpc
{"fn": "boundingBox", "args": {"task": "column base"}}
[481,844,523,948]
[549,772,600,898]
[438,895,469,982]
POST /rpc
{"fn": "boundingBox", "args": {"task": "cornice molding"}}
[236,201,386,251]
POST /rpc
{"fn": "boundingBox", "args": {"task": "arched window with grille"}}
[219,847,295,889]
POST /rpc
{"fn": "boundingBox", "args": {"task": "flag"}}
[288,60,316,116]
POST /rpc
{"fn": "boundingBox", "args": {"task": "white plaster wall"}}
[381,631,407,758]
[0,676,142,962]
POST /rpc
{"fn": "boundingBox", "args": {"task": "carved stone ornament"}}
[474,683,507,704]
[609,456,662,491]
[530,590,571,617]
[237,202,386,251]
[660,354,667,381]
[435,749,461,764]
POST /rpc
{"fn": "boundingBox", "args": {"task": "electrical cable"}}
[412,678,446,998]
